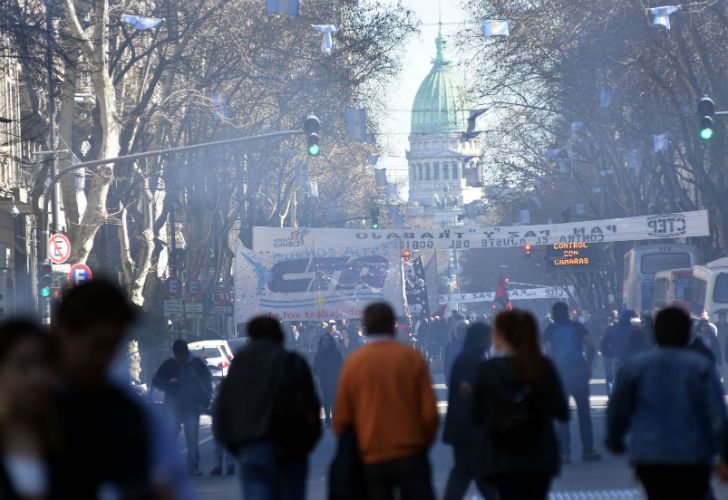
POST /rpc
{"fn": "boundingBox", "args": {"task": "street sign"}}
[68,264,92,286]
[185,301,203,317]
[163,300,184,319]
[167,277,183,298]
[211,305,232,315]
[212,287,232,306]
[186,279,202,297]
[48,234,71,264]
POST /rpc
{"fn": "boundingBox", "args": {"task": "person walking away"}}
[442,322,498,500]
[543,302,601,463]
[0,319,55,498]
[444,321,469,385]
[313,333,344,428]
[214,316,320,500]
[472,310,568,500]
[607,307,728,500]
[333,302,439,500]
[692,319,722,368]
[152,339,212,476]
[600,310,638,395]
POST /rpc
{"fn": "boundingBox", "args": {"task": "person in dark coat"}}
[214,316,320,499]
[313,333,344,427]
[600,309,639,394]
[444,321,469,385]
[473,310,569,500]
[692,320,722,367]
[442,322,499,500]
[152,339,212,476]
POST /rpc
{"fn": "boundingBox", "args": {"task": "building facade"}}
[407,29,484,227]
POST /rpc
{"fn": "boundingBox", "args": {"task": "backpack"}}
[488,383,541,451]
[550,323,586,370]
[270,352,322,463]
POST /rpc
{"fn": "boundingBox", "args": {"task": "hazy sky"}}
[379,0,468,180]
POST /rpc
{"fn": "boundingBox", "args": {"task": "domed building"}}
[407,29,484,225]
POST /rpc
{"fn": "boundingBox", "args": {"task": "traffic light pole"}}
[44,129,304,191]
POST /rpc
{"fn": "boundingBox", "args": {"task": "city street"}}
[189,376,728,499]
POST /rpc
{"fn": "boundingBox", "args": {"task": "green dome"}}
[411,32,470,135]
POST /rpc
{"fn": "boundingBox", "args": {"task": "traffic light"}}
[370,207,380,229]
[402,249,411,262]
[303,115,321,156]
[39,263,52,298]
[697,96,715,140]
[523,243,533,258]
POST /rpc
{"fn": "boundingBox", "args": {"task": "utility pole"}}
[38,3,59,323]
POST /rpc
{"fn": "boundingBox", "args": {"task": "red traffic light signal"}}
[523,244,533,257]
[402,249,412,261]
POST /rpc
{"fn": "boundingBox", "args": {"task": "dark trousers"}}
[443,444,498,500]
[636,464,711,500]
[362,452,435,500]
[321,389,335,424]
[557,371,594,456]
[170,408,201,473]
[494,472,551,500]
[237,440,307,500]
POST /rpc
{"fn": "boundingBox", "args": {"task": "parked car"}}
[188,340,234,379]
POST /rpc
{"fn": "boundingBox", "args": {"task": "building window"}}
[417,164,423,180]
[425,163,431,180]
[409,165,416,182]
[433,162,440,180]
[443,162,449,180]
[452,161,459,179]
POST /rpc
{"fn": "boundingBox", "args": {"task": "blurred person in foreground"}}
[543,302,601,463]
[152,339,212,476]
[214,316,320,500]
[442,322,498,500]
[0,319,55,498]
[473,310,568,500]
[333,302,438,500]
[607,307,728,500]
[52,279,183,498]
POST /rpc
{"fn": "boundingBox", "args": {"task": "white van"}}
[188,340,234,378]
[690,258,728,320]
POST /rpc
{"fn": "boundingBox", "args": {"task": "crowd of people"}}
[2,281,728,499]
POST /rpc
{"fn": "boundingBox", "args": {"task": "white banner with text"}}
[439,286,574,305]
[253,210,709,252]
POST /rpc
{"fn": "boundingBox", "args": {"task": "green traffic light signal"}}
[308,143,320,156]
[700,127,714,140]
[40,286,51,298]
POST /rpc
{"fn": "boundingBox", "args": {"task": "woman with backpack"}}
[472,310,569,500]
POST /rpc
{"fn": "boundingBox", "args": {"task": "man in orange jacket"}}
[334,302,439,500]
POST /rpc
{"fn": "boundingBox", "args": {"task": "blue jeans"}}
[557,371,595,456]
[170,408,200,473]
[237,441,307,500]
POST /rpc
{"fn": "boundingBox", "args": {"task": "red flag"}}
[494,272,511,310]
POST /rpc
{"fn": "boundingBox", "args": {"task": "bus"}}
[689,258,728,319]
[623,244,699,313]
[651,268,694,312]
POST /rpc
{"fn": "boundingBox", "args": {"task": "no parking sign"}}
[68,264,93,286]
